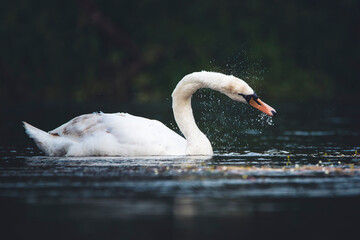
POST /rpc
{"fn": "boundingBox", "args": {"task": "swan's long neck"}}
[172,71,229,155]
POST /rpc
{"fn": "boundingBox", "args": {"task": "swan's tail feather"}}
[23,122,69,156]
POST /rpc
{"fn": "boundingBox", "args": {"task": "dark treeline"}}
[1,0,359,105]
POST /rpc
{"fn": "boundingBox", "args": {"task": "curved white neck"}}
[172,71,230,155]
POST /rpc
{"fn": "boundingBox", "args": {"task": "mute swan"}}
[24,71,276,157]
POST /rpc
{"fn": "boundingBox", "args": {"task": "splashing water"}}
[209,48,266,94]
[258,112,274,126]
[196,91,274,151]
[197,51,273,151]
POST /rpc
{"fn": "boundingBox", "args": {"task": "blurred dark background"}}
[1,0,359,106]
[1,2,360,239]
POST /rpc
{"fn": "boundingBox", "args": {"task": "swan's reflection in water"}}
[25,155,212,167]
[17,153,360,214]
[2,150,360,238]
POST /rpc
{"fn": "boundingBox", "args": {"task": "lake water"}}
[0,100,359,240]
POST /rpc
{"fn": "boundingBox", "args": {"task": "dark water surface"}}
[1,101,359,240]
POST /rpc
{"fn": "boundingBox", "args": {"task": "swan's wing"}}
[49,112,105,138]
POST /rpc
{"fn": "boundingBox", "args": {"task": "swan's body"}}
[24,113,186,156]
[24,71,276,157]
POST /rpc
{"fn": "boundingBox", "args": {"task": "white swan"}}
[24,71,276,157]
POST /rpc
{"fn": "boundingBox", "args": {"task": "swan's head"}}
[223,76,277,117]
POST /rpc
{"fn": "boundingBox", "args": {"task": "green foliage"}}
[1,0,358,104]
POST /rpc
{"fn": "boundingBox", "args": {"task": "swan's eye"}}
[238,93,252,103]
[238,93,260,104]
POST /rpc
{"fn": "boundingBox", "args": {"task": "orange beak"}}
[249,97,276,117]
